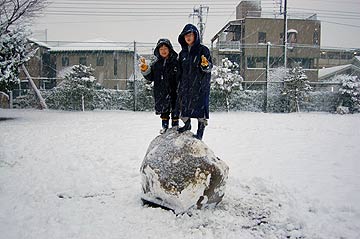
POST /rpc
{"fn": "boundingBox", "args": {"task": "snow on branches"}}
[211,58,243,111]
[282,64,312,112]
[45,65,100,111]
[336,75,360,113]
[0,25,34,92]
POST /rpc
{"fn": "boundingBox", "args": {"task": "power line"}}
[289,7,360,15]
[321,20,360,29]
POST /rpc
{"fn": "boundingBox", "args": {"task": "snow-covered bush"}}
[211,58,243,111]
[134,78,154,111]
[267,67,287,112]
[94,89,134,110]
[282,64,312,112]
[300,91,339,112]
[337,75,360,113]
[45,65,100,110]
[210,90,265,112]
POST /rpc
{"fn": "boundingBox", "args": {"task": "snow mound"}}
[140,128,229,214]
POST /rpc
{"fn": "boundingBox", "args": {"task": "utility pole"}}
[133,41,137,111]
[189,5,209,43]
[264,42,271,112]
[282,0,288,68]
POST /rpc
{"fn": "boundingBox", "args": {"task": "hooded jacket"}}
[142,39,179,115]
[177,24,212,119]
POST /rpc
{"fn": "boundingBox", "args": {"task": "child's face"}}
[159,45,170,59]
[184,32,195,46]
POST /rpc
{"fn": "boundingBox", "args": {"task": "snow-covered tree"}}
[0,0,47,92]
[282,64,312,112]
[211,58,243,111]
[46,65,100,110]
[337,75,360,113]
[0,26,34,92]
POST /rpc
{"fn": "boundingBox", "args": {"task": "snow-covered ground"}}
[0,109,359,239]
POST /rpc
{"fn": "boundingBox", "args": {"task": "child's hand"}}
[139,57,149,72]
[200,55,209,67]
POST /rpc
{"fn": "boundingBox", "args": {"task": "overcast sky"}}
[31,0,360,50]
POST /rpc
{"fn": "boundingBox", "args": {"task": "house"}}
[13,39,55,97]
[319,56,360,81]
[211,0,321,82]
[49,39,134,90]
[319,48,358,68]
[315,56,360,92]
[22,39,134,91]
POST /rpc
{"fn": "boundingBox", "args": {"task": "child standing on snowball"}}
[139,38,179,134]
[177,23,212,140]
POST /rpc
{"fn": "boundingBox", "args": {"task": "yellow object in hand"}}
[200,55,209,67]
[139,57,148,72]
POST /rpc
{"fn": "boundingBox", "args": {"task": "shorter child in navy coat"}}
[140,38,179,134]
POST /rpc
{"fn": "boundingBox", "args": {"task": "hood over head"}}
[154,38,177,59]
[178,24,200,49]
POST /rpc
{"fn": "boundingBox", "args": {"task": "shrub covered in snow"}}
[282,64,312,112]
[337,75,360,113]
[300,91,339,112]
[267,67,288,113]
[134,78,154,111]
[45,65,99,110]
[211,58,243,111]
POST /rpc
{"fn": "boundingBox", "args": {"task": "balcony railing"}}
[217,41,242,52]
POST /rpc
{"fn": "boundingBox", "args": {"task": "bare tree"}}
[0,0,47,31]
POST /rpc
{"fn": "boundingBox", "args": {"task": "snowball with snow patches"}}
[140,128,229,214]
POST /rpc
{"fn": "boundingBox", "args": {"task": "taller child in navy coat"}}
[140,38,179,134]
[177,24,212,140]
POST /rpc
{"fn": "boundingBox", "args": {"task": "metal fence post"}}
[9,91,13,109]
[133,41,137,111]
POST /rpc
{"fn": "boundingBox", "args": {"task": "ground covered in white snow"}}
[0,109,359,239]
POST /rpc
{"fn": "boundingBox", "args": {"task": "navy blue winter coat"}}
[143,39,179,116]
[177,24,212,119]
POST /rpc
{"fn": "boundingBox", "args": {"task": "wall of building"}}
[51,51,134,90]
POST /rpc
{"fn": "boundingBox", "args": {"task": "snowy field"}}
[0,109,359,239]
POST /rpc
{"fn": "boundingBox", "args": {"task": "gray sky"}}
[31,0,360,50]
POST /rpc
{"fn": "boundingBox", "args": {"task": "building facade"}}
[319,48,359,68]
[21,39,134,91]
[211,0,321,82]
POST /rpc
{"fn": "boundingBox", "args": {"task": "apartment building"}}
[211,0,321,81]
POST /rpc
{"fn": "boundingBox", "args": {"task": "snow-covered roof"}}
[355,56,360,62]
[49,38,133,52]
[27,38,51,49]
[318,64,360,80]
[318,64,352,79]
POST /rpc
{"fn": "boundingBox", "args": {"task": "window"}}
[279,33,284,44]
[62,57,69,67]
[287,29,298,45]
[96,56,104,66]
[79,57,87,65]
[287,31,297,44]
[247,57,266,68]
[114,59,118,76]
[313,29,319,45]
[258,32,266,43]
